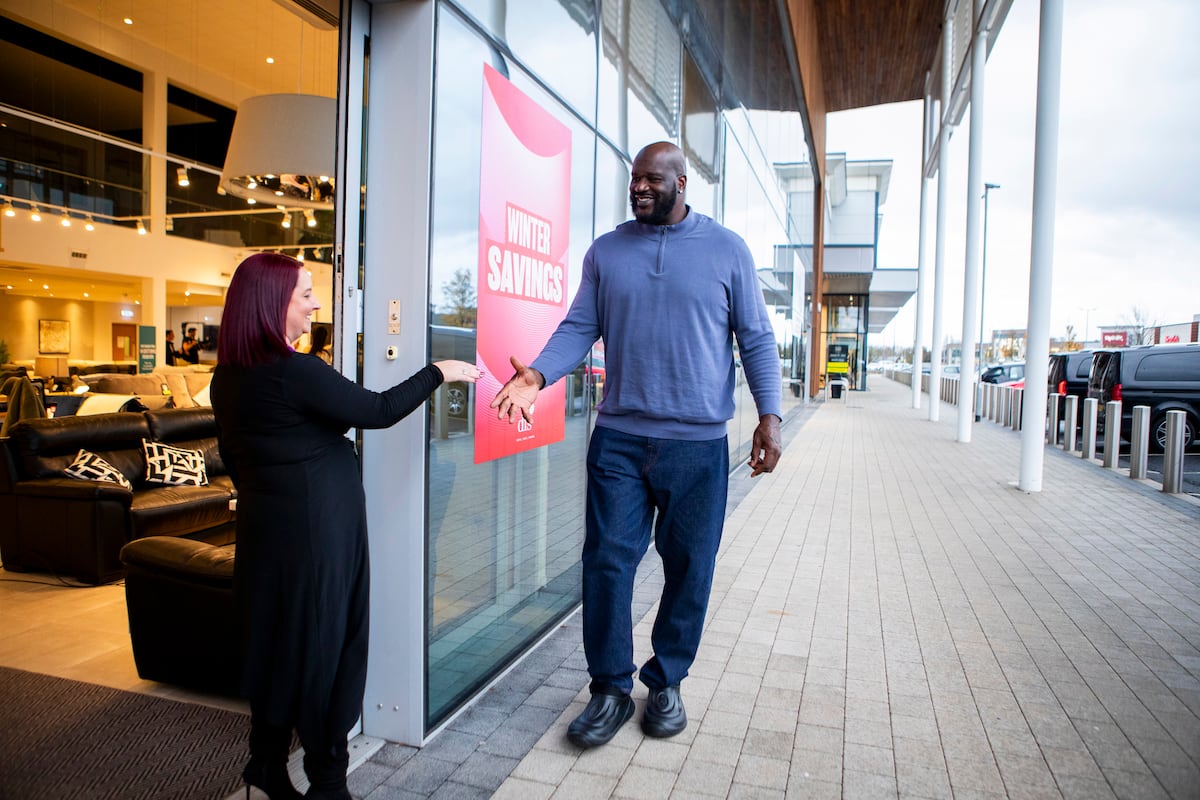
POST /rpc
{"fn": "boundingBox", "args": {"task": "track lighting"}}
[304,209,317,228]
[60,211,71,227]
[177,166,190,187]
[2,201,14,217]
[281,211,291,229]
[30,206,42,222]
[137,219,147,235]
[84,216,95,231]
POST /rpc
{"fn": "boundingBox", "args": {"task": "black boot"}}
[245,717,302,800]
[243,759,303,800]
[303,736,350,800]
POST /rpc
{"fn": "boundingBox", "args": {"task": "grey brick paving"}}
[353,380,1200,798]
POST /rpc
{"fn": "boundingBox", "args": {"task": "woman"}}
[307,326,333,365]
[210,253,479,800]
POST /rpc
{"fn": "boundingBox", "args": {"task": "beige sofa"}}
[79,367,212,409]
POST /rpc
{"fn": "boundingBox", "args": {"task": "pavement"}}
[344,377,1200,799]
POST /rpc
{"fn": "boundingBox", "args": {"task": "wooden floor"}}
[0,566,248,715]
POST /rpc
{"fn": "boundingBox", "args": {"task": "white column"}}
[929,11,954,422]
[1019,0,1065,492]
[142,70,168,234]
[140,276,167,366]
[957,25,988,443]
[912,84,931,410]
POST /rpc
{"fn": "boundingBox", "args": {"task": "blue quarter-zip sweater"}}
[531,208,781,440]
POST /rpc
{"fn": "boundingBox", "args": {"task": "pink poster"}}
[474,63,572,464]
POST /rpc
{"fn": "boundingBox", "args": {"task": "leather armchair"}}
[120,536,241,696]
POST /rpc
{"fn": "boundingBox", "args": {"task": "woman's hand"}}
[434,360,482,383]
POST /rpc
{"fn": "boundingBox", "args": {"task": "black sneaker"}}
[642,685,687,738]
[566,691,635,748]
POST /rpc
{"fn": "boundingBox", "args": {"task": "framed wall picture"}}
[38,319,71,354]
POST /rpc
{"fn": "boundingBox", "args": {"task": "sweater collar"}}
[629,205,700,236]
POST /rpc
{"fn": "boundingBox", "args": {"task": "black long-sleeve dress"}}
[210,352,442,749]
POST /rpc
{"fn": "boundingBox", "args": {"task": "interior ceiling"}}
[813,0,944,112]
[0,0,337,306]
[0,262,213,307]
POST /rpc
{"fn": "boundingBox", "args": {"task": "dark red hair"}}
[217,253,300,367]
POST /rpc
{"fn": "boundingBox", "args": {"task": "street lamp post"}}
[976,183,999,421]
[1080,306,1096,348]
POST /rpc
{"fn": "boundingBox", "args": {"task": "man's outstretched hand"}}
[489,355,544,424]
[748,414,782,477]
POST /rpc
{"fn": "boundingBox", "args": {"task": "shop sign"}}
[138,326,156,373]
[1101,331,1128,347]
[474,63,572,464]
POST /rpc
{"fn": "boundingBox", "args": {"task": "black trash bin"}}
[830,381,843,399]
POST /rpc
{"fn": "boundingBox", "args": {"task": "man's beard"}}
[631,184,678,225]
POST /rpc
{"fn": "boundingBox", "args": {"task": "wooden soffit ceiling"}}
[814,0,944,112]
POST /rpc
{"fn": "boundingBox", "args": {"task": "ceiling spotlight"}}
[184,290,191,297]
[83,291,89,298]
[84,216,95,231]
[296,249,305,262]
[304,209,317,228]
[266,57,275,64]
[216,185,227,196]
[30,206,42,222]
[137,219,147,235]
[281,211,291,229]
[247,197,257,205]
[123,17,133,25]
[246,179,258,190]
[177,166,190,187]
[2,201,14,217]
[60,211,72,227]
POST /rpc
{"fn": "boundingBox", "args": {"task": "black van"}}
[1087,344,1200,451]
[1047,350,1092,421]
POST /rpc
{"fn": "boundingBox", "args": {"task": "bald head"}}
[630,141,688,225]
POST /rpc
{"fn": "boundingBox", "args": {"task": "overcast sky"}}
[827,0,1200,351]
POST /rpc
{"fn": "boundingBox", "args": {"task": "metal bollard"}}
[1081,398,1098,460]
[1162,410,1186,493]
[1103,400,1122,468]
[1129,406,1150,480]
[998,387,1007,425]
[1047,393,1062,445]
[1011,388,1023,431]
[1063,396,1078,452]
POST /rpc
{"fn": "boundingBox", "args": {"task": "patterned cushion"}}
[64,449,133,490]
[142,439,208,486]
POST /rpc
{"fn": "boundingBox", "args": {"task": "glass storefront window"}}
[427,5,595,729]
[597,0,681,155]
[450,0,597,125]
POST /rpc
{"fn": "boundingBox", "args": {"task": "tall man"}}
[491,141,783,748]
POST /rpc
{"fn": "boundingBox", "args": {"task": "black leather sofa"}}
[0,407,236,584]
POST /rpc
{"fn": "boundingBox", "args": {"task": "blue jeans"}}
[582,425,729,694]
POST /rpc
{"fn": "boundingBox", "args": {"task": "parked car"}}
[1047,350,1093,421]
[1087,344,1200,451]
[981,362,1025,387]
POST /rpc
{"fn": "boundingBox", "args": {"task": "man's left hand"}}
[748,414,782,477]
